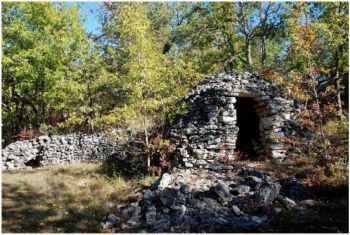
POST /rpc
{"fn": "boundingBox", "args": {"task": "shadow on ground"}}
[2,182,108,233]
[2,164,142,233]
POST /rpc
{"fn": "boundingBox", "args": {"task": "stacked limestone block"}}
[2,133,117,170]
[170,72,300,170]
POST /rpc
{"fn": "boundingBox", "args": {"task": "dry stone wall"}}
[170,72,301,170]
[2,133,117,170]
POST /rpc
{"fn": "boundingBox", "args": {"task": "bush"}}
[100,141,148,178]
[145,134,176,176]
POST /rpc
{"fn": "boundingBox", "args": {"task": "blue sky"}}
[66,2,101,34]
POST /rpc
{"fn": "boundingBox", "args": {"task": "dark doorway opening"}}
[235,97,261,159]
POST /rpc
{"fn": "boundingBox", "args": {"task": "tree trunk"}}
[144,117,150,168]
[261,36,266,67]
[335,74,344,120]
[311,80,328,159]
[245,38,252,70]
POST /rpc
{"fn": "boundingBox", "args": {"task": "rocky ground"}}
[101,164,346,233]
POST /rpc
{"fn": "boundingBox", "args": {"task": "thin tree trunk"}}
[261,36,266,67]
[144,117,150,168]
[311,79,328,159]
[335,74,344,120]
[245,38,252,70]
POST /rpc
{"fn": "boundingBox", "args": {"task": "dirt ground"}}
[2,162,348,233]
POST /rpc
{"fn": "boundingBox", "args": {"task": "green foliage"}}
[2,2,89,142]
[99,3,173,133]
[166,101,190,124]
[45,53,118,132]
[2,3,348,176]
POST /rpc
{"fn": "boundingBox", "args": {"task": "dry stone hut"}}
[170,72,300,170]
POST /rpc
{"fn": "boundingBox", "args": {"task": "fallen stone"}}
[158,173,173,190]
[300,199,317,206]
[126,215,140,226]
[180,185,190,195]
[145,206,157,224]
[141,189,153,209]
[232,205,244,216]
[256,182,281,205]
[117,204,141,219]
[274,207,282,213]
[180,204,187,215]
[242,176,264,190]
[159,188,187,209]
[251,216,268,224]
[232,185,251,196]
[278,196,297,209]
[212,181,232,202]
[193,200,207,211]
[202,197,220,210]
[101,213,120,228]
[104,202,114,208]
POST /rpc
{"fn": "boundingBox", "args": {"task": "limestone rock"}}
[256,182,281,205]
[101,213,120,228]
[232,205,244,216]
[180,185,190,195]
[117,203,141,219]
[300,199,317,207]
[232,185,251,196]
[158,173,173,190]
[242,176,264,190]
[212,181,232,202]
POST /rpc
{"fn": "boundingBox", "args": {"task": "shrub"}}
[145,134,176,176]
[100,141,148,178]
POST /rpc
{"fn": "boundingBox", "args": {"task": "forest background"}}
[2,2,348,173]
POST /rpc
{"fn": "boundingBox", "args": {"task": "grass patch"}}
[256,156,348,199]
[256,157,319,179]
[137,175,159,188]
[2,163,143,233]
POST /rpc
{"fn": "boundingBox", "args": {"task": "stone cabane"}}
[170,72,300,170]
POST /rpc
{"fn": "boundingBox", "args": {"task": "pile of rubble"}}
[101,166,314,232]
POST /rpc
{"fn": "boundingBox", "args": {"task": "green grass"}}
[2,163,147,233]
[137,175,159,188]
